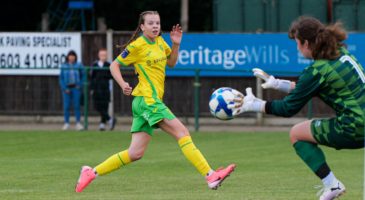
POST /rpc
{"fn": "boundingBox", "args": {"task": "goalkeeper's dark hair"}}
[117,11,161,49]
[289,16,347,60]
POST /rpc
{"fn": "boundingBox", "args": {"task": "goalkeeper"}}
[230,16,364,200]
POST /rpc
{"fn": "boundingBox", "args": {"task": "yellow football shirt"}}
[115,35,171,104]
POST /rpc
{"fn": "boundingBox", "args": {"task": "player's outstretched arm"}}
[228,87,266,116]
[253,68,295,93]
[167,24,182,67]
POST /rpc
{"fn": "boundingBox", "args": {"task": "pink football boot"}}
[206,164,236,190]
[75,166,96,193]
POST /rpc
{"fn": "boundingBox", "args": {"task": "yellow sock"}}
[178,136,212,176]
[94,150,132,176]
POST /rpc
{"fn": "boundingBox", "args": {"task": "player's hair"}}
[98,47,107,52]
[118,11,160,49]
[289,16,347,60]
[66,50,78,63]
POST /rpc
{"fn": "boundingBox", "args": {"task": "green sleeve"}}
[266,65,324,117]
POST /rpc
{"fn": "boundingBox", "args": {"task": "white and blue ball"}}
[209,87,238,120]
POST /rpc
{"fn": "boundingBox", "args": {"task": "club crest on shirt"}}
[146,51,152,57]
[121,49,130,58]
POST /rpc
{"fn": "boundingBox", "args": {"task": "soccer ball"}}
[209,87,240,120]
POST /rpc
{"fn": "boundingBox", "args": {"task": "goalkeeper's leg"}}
[290,120,345,199]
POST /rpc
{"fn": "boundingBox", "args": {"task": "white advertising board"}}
[0,32,81,75]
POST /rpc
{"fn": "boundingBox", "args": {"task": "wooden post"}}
[106,30,114,118]
[41,13,49,32]
[181,0,189,32]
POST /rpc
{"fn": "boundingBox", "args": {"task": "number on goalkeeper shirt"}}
[340,55,365,83]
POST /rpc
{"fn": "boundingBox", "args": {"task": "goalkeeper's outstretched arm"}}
[231,66,322,117]
[253,68,296,93]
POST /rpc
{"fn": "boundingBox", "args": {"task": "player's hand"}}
[229,88,244,99]
[252,68,292,93]
[121,82,132,96]
[170,24,183,45]
[64,89,71,94]
[241,88,266,113]
[228,87,266,116]
[253,68,279,89]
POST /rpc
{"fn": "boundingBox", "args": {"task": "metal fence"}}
[0,67,335,131]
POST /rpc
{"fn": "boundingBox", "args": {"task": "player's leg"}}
[94,132,151,174]
[158,118,235,189]
[290,120,330,181]
[62,90,71,130]
[290,120,317,144]
[76,97,152,192]
[158,118,212,176]
[290,120,345,199]
[75,132,151,192]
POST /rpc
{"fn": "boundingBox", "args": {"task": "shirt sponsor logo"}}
[146,57,167,66]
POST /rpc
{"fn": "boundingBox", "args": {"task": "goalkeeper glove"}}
[252,68,292,93]
[228,87,266,116]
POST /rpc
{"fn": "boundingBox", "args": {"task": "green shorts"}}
[311,118,364,150]
[130,96,176,135]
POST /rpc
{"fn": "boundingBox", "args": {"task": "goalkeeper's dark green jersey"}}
[266,47,365,138]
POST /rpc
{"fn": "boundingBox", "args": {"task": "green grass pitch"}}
[0,131,363,200]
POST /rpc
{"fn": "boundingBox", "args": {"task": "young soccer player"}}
[75,11,235,192]
[230,16,364,200]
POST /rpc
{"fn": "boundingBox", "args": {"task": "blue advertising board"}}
[163,33,365,77]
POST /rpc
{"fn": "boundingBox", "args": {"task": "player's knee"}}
[128,150,145,161]
[289,126,299,144]
[181,126,190,136]
[179,127,190,138]
[172,126,190,140]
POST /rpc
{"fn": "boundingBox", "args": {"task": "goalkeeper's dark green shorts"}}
[311,118,364,150]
